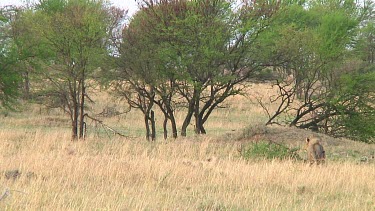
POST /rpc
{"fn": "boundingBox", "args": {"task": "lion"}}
[305,137,325,165]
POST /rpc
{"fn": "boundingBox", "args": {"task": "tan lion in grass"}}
[305,137,325,165]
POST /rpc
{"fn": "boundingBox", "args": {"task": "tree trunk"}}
[181,101,195,137]
[71,110,78,141]
[170,115,178,138]
[79,78,85,139]
[144,114,150,141]
[194,95,201,134]
[150,110,156,141]
[165,102,178,139]
[72,89,79,141]
[163,114,168,140]
[71,119,78,141]
[197,90,228,135]
[196,117,207,134]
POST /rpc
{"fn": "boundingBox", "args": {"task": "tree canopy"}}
[116,0,279,139]
[254,0,375,142]
[11,0,126,140]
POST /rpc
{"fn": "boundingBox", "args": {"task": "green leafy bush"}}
[241,141,301,161]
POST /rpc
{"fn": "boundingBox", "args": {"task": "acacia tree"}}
[117,3,178,139]
[256,0,375,142]
[166,0,236,136]
[15,0,122,140]
[117,0,279,139]
[177,0,279,135]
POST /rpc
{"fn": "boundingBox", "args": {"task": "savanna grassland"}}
[1,83,375,210]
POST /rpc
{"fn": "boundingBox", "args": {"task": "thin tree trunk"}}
[71,118,78,141]
[194,95,201,134]
[197,117,206,134]
[72,106,79,141]
[165,102,177,139]
[197,88,230,134]
[144,114,150,141]
[150,110,156,141]
[163,113,168,140]
[79,78,85,139]
[181,101,194,137]
[72,87,79,141]
[170,115,178,138]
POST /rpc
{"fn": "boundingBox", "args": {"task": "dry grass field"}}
[0,83,374,210]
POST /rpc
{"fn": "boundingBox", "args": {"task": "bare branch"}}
[85,114,130,138]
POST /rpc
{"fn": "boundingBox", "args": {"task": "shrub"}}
[241,141,301,161]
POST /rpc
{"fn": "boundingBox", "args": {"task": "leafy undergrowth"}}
[240,141,302,161]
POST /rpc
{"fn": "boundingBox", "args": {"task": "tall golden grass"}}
[0,130,374,210]
[0,84,374,210]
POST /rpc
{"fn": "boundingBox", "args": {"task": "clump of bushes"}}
[241,141,301,161]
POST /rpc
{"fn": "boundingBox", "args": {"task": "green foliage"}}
[253,0,375,143]
[119,0,246,137]
[241,141,301,161]
[9,0,124,139]
[0,14,7,22]
[123,0,233,83]
[0,48,21,108]
[341,114,375,143]
[329,68,375,142]
[37,0,66,13]
[20,0,113,89]
[355,0,374,63]
[316,11,358,59]
[260,0,359,64]
[0,8,21,108]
